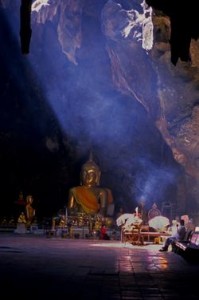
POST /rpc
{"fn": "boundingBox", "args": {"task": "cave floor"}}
[0,233,198,299]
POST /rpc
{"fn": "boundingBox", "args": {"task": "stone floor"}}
[0,232,199,299]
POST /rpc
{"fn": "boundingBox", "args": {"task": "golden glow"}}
[90,241,161,250]
[90,241,170,272]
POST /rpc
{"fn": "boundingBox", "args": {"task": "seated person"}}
[67,153,114,218]
[166,219,179,236]
[159,219,186,252]
[100,224,110,240]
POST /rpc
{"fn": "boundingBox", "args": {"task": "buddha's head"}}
[80,153,101,187]
[26,195,33,204]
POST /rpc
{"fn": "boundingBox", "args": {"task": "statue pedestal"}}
[29,224,39,234]
[15,223,27,234]
[71,226,90,239]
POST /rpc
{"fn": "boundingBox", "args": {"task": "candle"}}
[135,207,138,216]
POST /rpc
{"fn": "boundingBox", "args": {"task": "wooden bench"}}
[141,231,170,243]
[122,225,144,245]
[122,225,170,245]
[172,231,199,262]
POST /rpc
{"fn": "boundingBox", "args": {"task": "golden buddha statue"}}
[67,153,114,219]
[25,195,35,226]
[17,212,26,224]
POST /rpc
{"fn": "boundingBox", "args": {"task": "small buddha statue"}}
[67,153,114,218]
[17,212,26,224]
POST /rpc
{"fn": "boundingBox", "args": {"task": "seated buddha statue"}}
[67,153,114,218]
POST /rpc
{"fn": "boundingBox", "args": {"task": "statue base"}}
[15,223,27,234]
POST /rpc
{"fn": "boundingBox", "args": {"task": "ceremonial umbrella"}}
[149,216,170,231]
[116,213,135,227]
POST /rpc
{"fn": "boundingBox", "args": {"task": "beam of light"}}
[27,0,154,154]
[134,158,179,207]
[6,1,146,156]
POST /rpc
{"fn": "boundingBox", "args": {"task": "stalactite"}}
[20,0,32,54]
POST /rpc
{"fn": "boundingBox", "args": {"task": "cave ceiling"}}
[1,0,199,221]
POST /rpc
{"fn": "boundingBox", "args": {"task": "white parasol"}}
[116,213,135,227]
[116,213,143,232]
[149,215,170,231]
